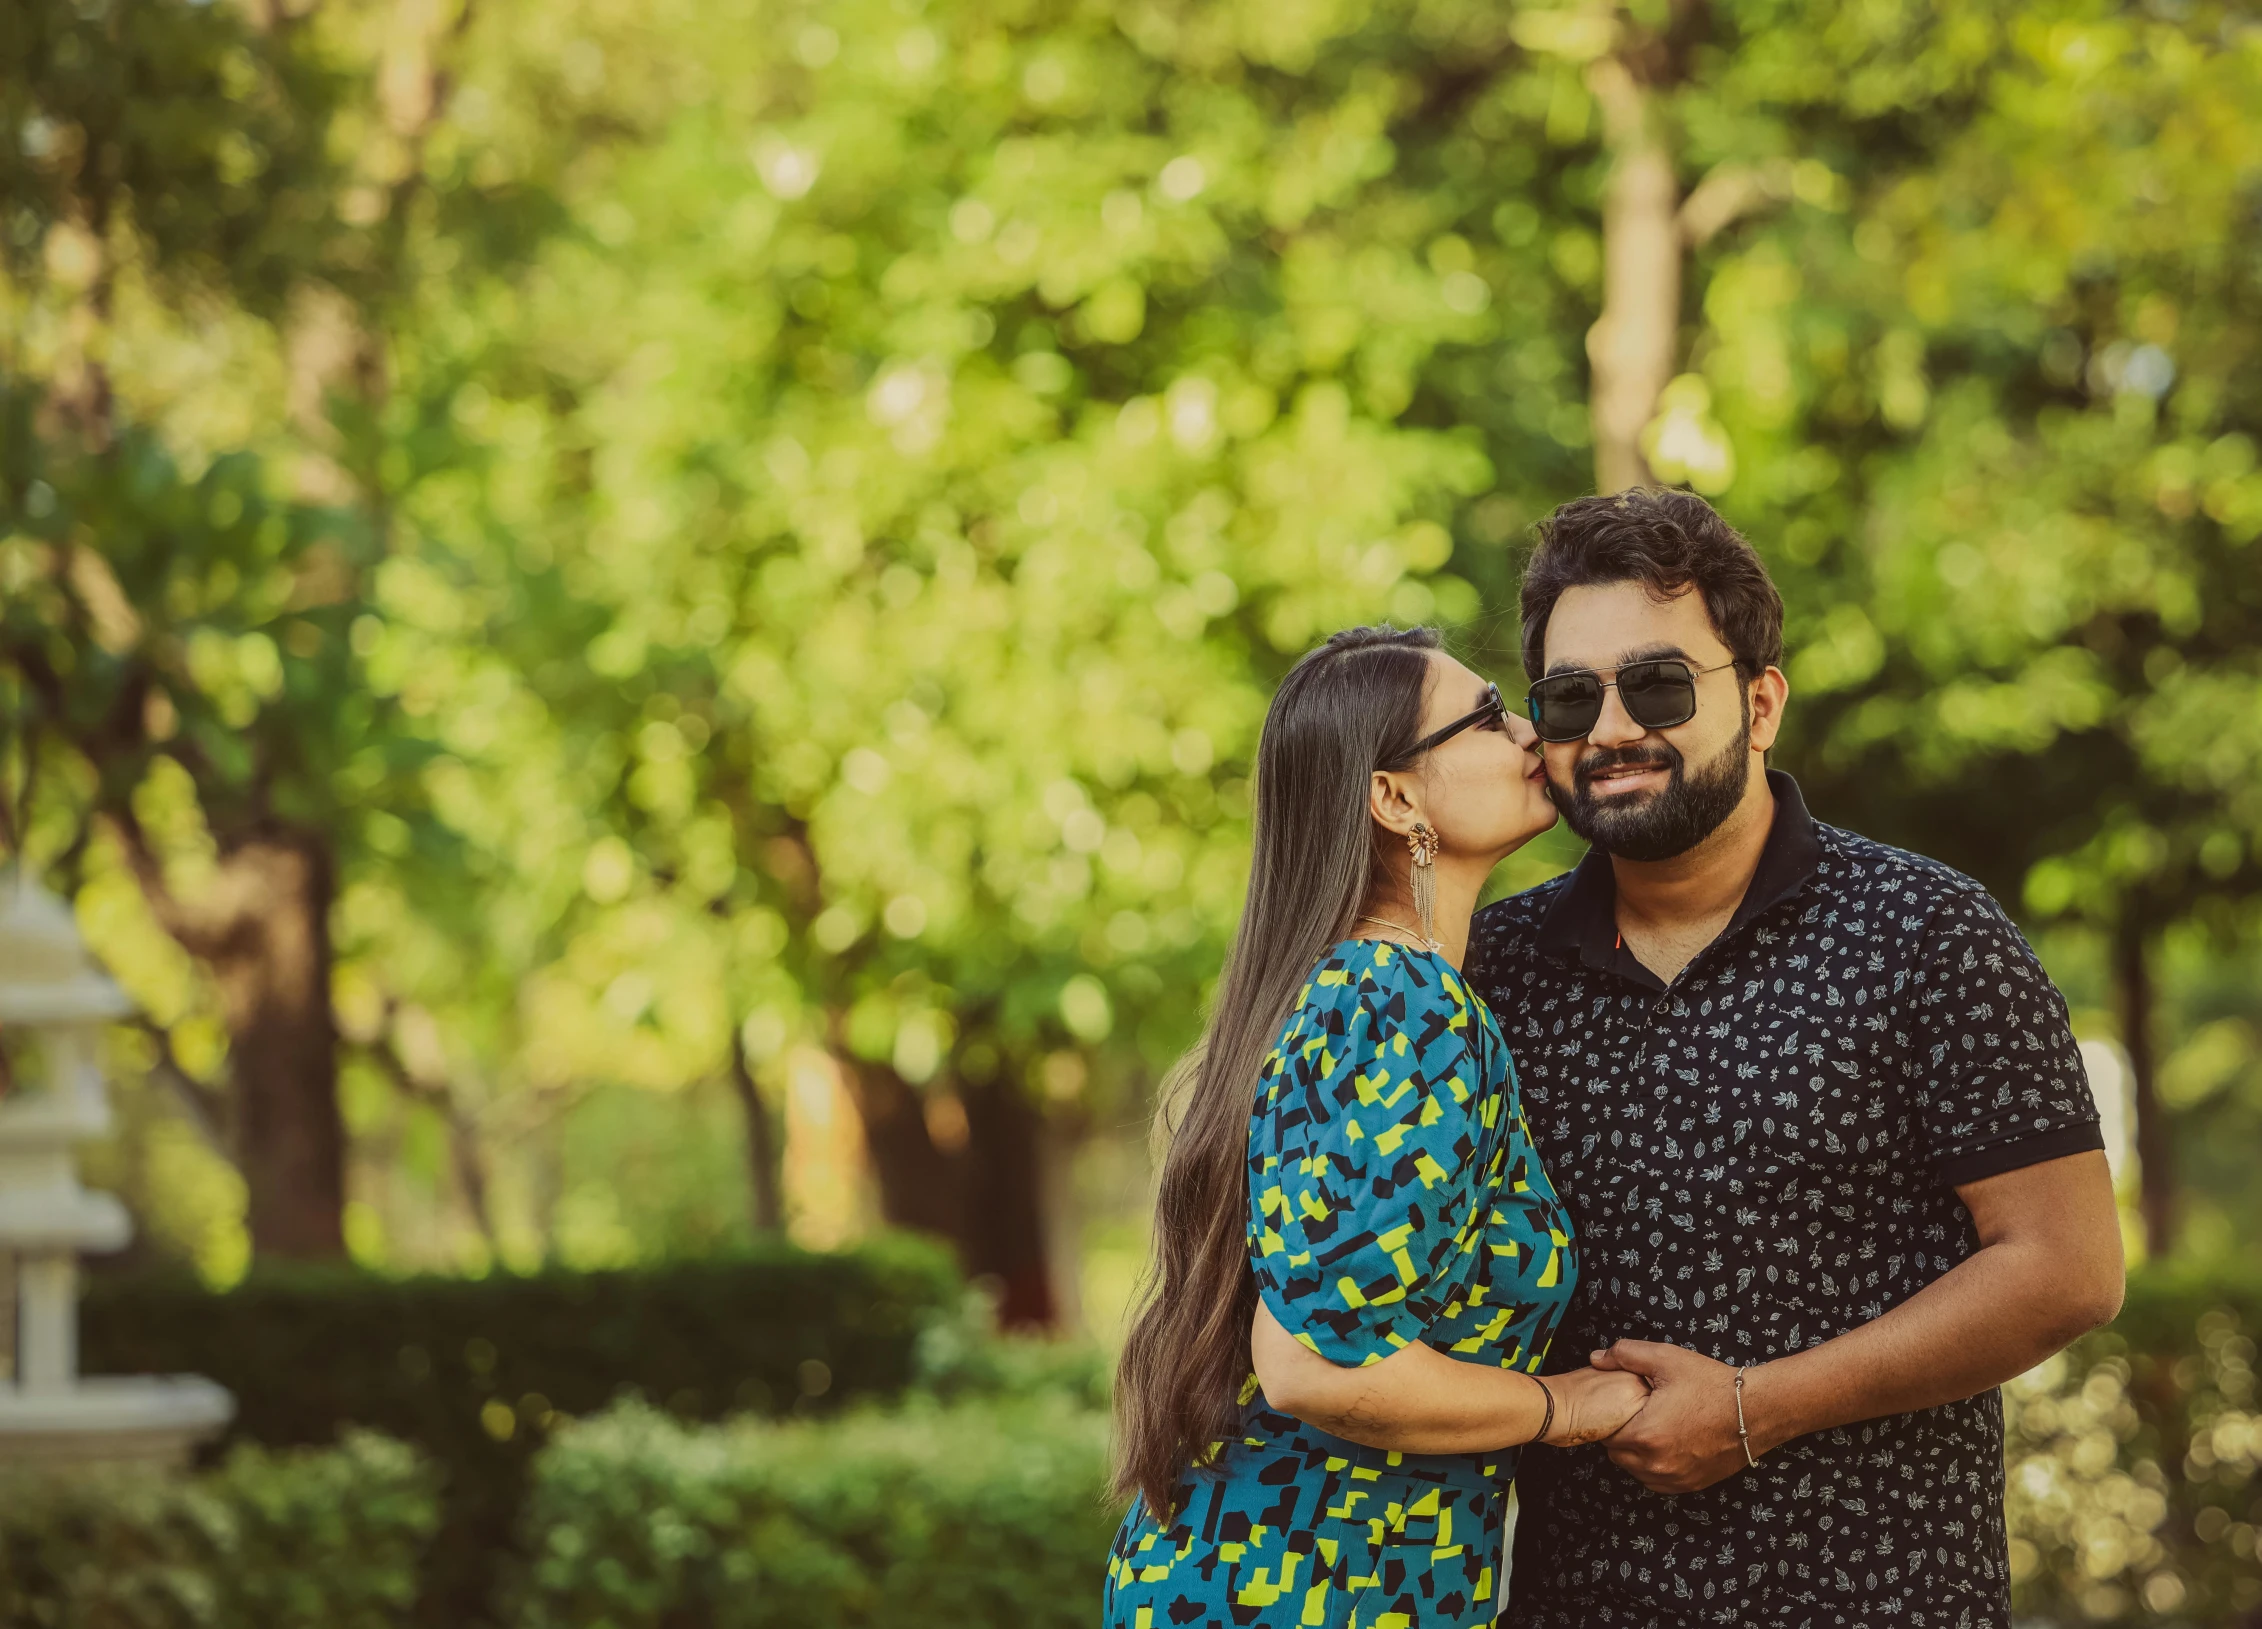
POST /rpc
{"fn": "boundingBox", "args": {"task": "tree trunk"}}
[207,831,347,1259]
[729,1026,785,1234]
[49,197,116,454]
[1585,57,1681,495]
[112,813,348,1258]
[2114,912,2175,1257]
[1039,1111,1087,1334]
[443,1105,497,1249]
[832,1046,1060,1331]
[835,1053,964,1240]
[961,1077,1057,1331]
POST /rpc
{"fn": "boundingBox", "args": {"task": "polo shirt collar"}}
[1536,769,1824,985]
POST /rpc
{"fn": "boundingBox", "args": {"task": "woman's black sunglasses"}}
[1383,683,1508,767]
[1524,659,1739,744]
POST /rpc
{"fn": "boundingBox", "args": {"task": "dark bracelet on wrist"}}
[1531,1373,1556,1445]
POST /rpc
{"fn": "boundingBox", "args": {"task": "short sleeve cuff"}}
[1253,1275,1414,1371]
[1935,1121,2106,1189]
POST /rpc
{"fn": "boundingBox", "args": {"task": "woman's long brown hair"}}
[1112,625,1439,1521]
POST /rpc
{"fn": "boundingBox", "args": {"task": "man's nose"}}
[1584,683,1648,750]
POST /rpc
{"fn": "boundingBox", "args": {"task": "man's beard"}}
[1551,725,1754,862]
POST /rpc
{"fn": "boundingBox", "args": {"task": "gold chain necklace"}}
[1356,914,1444,955]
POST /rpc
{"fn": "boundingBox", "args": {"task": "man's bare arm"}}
[1595,1150,2124,1493]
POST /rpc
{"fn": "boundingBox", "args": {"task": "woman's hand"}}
[1539,1366,1651,1447]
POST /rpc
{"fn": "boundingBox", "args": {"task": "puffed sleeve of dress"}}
[1246,941,1500,1369]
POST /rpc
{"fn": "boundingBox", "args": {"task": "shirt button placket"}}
[1631,975,1676,1071]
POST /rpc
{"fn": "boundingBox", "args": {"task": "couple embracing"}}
[1103,490,2125,1629]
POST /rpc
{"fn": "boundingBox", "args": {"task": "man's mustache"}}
[1573,745,1681,793]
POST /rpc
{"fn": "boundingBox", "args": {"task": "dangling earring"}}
[1408,822,1440,950]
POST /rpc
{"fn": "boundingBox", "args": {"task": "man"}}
[1468,489,2125,1628]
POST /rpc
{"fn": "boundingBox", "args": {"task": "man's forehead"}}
[1542,581,1727,670]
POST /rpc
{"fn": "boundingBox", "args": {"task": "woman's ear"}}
[1368,769,1423,838]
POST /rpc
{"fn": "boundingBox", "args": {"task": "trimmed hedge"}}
[2007,1267,2262,1627]
[80,1236,960,1627]
[0,1431,437,1628]
[910,1304,1113,1410]
[507,1396,1118,1628]
[73,1248,2262,1627]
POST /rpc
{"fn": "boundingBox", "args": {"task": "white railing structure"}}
[0,871,232,1469]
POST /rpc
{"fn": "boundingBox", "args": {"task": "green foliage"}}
[0,0,347,308]
[0,1431,437,1629]
[1693,4,2262,937]
[2,0,2258,1308]
[910,1292,1113,1410]
[79,1236,959,1626]
[0,386,400,839]
[374,0,1562,1133]
[29,1269,2262,1629]
[2148,940,2262,1255]
[2008,1270,2262,1625]
[507,1396,1117,1629]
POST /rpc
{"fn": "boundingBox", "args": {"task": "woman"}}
[1105,626,1645,1629]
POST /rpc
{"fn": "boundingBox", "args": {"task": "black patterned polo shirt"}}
[1468,771,2103,1629]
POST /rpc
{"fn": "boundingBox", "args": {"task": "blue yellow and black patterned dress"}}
[1105,940,1580,1629]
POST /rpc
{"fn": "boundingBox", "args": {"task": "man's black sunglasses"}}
[1384,683,1507,768]
[1524,659,1739,744]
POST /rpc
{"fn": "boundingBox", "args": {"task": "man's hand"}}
[1588,1340,1767,1494]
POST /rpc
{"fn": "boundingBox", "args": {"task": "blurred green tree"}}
[2,0,366,1258]
[376,0,1541,1318]
[0,0,537,1259]
[8,0,2261,1302]
[1460,2,2262,1257]
[1700,9,2262,1254]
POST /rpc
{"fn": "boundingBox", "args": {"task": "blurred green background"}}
[3,0,2261,1624]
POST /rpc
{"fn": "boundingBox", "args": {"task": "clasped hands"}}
[1543,1341,1769,1494]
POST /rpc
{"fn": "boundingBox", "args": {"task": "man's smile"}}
[1577,751,1677,798]
[1584,762,1668,794]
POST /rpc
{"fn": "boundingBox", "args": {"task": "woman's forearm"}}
[1308,1344,1553,1454]
[1252,1298,1549,1454]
